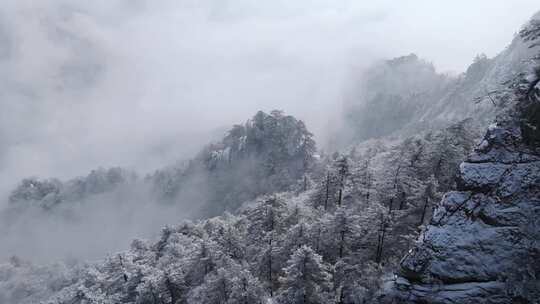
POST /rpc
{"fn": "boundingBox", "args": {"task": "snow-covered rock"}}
[389,122,540,303]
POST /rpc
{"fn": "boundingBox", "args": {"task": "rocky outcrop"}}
[387,52,540,303]
[391,123,539,303]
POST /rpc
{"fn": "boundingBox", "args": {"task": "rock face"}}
[387,14,540,303]
[388,76,540,302]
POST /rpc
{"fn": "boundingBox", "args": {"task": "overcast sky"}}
[0,0,538,199]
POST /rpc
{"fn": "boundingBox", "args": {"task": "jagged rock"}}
[457,162,510,191]
[383,15,540,299]
[394,278,509,304]
[388,122,539,302]
[387,68,540,303]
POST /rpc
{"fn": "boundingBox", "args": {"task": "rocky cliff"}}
[388,45,540,304]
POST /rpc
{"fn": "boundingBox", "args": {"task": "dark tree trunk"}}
[398,191,406,210]
[243,278,248,304]
[315,227,321,253]
[339,230,345,258]
[324,172,330,210]
[419,196,429,226]
[338,287,344,304]
[222,279,229,303]
[165,274,179,304]
[435,157,443,179]
[389,163,402,214]
[376,216,387,264]
[365,171,371,204]
[337,171,345,207]
[297,225,304,248]
[268,237,273,297]
[302,256,307,304]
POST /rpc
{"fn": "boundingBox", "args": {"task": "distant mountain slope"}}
[343,53,452,141]
[7,167,137,210]
[147,110,316,216]
[341,18,540,145]
[3,110,315,217]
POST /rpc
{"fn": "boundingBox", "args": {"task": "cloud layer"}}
[0,0,538,261]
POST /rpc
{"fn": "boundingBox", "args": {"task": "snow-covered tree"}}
[243,196,288,295]
[188,263,266,304]
[277,246,332,304]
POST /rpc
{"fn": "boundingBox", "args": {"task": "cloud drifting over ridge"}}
[0,0,538,200]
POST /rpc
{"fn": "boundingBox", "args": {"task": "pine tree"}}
[334,156,350,207]
[244,196,288,296]
[334,259,383,304]
[277,246,332,304]
[187,263,266,304]
[311,167,339,212]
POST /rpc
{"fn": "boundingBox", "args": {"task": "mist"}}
[1,0,538,262]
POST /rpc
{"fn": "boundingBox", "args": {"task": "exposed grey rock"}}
[386,59,540,303]
[388,120,540,303]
